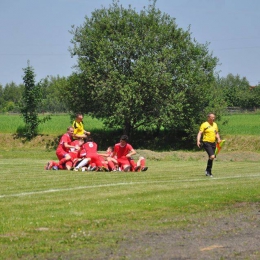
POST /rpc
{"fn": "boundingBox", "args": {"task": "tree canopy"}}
[62,1,220,137]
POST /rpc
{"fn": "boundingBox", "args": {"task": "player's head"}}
[107,146,113,152]
[120,135,128,146]
[87,136,93,142]
[76,113,84,121]
[207,113,215,123]
[67,126,74,136]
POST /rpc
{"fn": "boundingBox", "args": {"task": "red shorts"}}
[117,157,130,167]
[56,151,69,161]
[88,154,103,167]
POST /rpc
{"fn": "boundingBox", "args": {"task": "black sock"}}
[206,159,213,172]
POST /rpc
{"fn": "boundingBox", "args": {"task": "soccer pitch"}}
[0,156,259,259]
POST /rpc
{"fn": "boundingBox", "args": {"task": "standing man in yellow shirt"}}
[73,114,91,139]
[197,113,221,177]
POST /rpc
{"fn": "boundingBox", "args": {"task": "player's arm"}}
[98,152,109,157]
[64,142,78,149]
[126,148,136,158]
[83,130,91,135]
[197,131,203,148]
[216,132,221,143]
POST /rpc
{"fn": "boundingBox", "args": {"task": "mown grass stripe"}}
[1,174,259,199]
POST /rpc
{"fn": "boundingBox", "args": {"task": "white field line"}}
[0,174,260,199]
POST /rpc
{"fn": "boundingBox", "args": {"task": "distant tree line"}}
[1,73,259,114]
[0,75,68,113]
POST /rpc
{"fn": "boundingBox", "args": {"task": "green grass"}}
[220,112,260,135]
[0,113,260,258]
[0,114,104,135]
[1,112,260,136]
[0,152,259,259]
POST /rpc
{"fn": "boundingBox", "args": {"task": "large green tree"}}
[67,0,220,137]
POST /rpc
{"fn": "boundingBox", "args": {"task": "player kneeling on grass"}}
[45,136,85,170]
[55,126,79,170]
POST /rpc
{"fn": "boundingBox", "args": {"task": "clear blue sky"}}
[1,0,260,86]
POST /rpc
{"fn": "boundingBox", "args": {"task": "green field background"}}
[0,114,104,135]
[1,112,260,136]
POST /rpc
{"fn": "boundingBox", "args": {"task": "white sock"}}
[76,158,89,169]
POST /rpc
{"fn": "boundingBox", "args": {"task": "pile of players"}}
[45,125,148,173]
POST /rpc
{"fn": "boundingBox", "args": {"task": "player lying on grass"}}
[73,136,109,172]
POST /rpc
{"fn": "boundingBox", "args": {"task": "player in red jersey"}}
[98,146,118,171]
[111,135,137,172]
[55,126,79,169]
[81,137,109,171]
[65,138,87,170]
[111,135,148,172]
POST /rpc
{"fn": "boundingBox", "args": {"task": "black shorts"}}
[202,142,216,157]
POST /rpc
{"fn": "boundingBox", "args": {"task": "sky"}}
[1,0,260,86]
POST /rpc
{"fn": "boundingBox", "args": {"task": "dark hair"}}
[87,136,93,141]
[120,135,128,141]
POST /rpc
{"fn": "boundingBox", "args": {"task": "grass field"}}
[0,114,104,135]
[1,112,260,136]
[0,113,260,259]
[220,112,260,136]
[0,154,259,259]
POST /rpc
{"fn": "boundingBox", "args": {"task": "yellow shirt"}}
[73,120,84,136]
[199,122,218,143]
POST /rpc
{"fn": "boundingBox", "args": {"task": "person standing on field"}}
[197,113,221,177]
[73,113,90,139]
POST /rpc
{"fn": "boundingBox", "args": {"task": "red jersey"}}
[83,142,98,155]
[69,140,83,158]
[114,143,133,159]
[56,133,72,154]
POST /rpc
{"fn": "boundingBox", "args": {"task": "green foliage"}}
[0,82,24,112]
[0,76,69,114]
[41,75,69,113]
[218,73,259,109]
[19,62,51,139]
[67,0,220,138]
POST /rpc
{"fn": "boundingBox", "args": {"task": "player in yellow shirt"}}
[197,113,221,177]
[72,114,91,139]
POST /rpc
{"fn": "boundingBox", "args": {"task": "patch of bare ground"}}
[55,203,259,260]
[113,203,260,260]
